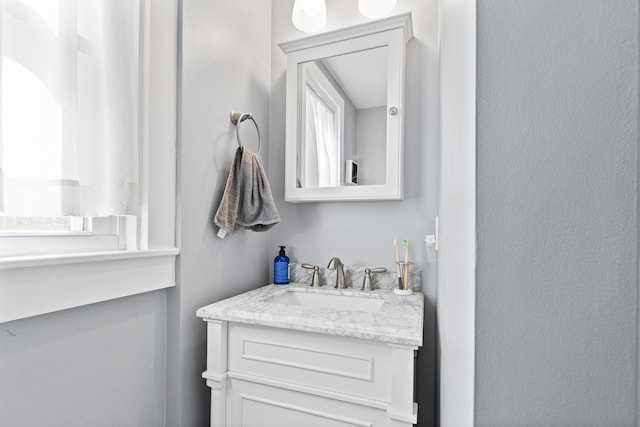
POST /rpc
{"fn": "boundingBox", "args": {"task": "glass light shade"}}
[358,0,397,18]
[292,0,327,33]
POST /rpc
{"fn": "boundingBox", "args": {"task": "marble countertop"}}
[196,283,424,346]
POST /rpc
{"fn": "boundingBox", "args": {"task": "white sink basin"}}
[267,289,384,313]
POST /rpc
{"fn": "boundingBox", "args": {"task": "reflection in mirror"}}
[297,46,388,189]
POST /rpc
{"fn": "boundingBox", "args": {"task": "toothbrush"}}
[403,239,409,290]
[393,239,403,290]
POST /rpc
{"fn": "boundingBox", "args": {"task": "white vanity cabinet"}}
[197,284,423,427]
[203,321,418,427]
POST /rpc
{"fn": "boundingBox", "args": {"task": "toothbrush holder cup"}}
[394,261,413,295]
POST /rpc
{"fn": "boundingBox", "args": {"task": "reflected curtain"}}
[1,0,140,216]
[305,87,338,188]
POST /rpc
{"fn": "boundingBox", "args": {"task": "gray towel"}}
[214,147,280,238]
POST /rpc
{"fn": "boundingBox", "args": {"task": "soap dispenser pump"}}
[274,246,290,284]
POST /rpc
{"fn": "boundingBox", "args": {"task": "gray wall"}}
[0,291,168,427]
[475,1,639,426]
[357,106,387,185]
[269,1,439,425]
[169,0,273,426]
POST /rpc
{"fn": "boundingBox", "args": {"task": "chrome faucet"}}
[327,257,346,289]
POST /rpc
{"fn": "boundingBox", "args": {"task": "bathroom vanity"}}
[197,284,424,427]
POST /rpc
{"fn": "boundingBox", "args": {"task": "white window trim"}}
[0,216,138,257]
[437,0,476,426]
[0,248,178,324]
[0,0,179,324]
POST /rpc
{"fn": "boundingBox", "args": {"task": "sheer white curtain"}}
[1,0,140,216]
[305,87,338,188]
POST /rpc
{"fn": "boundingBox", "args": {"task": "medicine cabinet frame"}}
[280,12,413,202]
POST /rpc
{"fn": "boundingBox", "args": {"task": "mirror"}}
[280,13,413,202]
[297,47,388,189]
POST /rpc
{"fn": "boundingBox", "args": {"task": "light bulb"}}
[303,2,320,16]
[292,0,327,33]
[358,0,397,19]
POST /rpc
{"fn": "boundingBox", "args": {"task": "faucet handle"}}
[362,267,387,291]
[301,264,321,287]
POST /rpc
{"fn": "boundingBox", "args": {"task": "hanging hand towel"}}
[214,147,280,238]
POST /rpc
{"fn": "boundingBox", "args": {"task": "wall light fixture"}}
[291,0,327,33]
[358,0,398,18]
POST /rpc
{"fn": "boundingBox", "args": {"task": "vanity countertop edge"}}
[196,283,424,347]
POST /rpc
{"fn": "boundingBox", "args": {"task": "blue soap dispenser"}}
[273,246,289,285]
[274,246,290,284]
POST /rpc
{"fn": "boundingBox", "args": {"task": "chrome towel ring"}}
[230,111,261,154]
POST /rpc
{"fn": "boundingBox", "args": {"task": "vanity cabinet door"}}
[226,378,392,427]
[228,322,391,401]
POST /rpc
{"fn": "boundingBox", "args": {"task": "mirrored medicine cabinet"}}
[279,13,413,202]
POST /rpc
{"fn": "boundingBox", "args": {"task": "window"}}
[1,0,142,256]
[0,0,179,323]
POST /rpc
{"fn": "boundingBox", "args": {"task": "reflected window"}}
[298,61,345,188]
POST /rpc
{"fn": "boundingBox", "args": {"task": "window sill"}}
[0,248,179,324]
